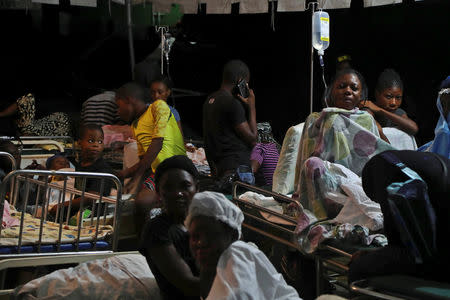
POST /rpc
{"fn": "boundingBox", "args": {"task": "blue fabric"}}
[169,105,181,122]
[418,96,450,159]
[0,241,109,254]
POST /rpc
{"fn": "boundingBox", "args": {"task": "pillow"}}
[272,123,304,195]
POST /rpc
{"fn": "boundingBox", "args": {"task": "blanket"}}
[0,206,113,246]
[292,108,393,253]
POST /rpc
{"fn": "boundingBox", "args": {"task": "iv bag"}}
[312,10,330,56]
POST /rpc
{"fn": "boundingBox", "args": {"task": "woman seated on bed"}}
[359,68,418,136]
[293,68,394,237]
[139,155,200,300]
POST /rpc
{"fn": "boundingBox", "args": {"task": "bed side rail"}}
[0,152,16,172]
[231,181,303,250]
[0,170,123,253]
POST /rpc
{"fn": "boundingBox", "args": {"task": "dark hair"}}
[0,140,19,174]
[46,153,68,169]
[324,68,368,107]
[154,155,199,192]
[150,75,174,90]
[222,60,250,86]
[375,68,404,93]
[115,82,146,103]
[79,123,104,140]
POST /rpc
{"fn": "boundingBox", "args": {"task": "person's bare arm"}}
[251,159,261,174]
[235,89,257,147]
[147,244,200,296]
[0,102,18,118]
[360,100,418,135]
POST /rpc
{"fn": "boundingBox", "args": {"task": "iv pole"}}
[306,1,318,115]
[125,0,135,80]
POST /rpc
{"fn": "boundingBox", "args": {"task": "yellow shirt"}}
[132,100,186,172]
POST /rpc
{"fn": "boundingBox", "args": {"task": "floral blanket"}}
[0,207,113,246]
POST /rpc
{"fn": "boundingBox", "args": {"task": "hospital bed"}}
[0,169,124,254]
[0,168,128,291]
[231,181,370,298]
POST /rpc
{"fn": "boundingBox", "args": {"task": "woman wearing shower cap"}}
[186,191,302,300]
[139,155,201,300]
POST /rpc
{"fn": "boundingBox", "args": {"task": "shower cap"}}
[185,191,244,238]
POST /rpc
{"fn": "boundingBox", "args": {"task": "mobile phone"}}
[234,79,250,98]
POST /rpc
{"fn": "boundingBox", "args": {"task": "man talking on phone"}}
[202,59,257,192]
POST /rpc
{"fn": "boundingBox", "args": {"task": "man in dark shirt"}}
[202,60,257,181]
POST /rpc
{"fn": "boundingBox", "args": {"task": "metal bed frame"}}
[232,181,356,298]
[0,152,17,172]
[0,169,124,254]
[1,136,74,169]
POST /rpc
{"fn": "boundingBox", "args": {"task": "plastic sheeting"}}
[14,253,161,300]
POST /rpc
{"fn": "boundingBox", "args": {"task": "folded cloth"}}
[2,200,19,229]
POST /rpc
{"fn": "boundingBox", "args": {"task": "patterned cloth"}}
[132,100,186,173]
[295,107,393,182]
[418,92,450,159]
[16,94,72,136]
[0,206,113,246]
[291,108,393,253]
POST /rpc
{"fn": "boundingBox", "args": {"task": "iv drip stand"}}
[307,1,318,115]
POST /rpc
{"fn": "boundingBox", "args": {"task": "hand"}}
[358,100,381,113]
[24,160,46,170]
[237,88,255,107]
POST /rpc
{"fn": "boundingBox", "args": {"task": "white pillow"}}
[272,123,304,195]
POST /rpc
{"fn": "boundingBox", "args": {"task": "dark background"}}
[0,0,449,146]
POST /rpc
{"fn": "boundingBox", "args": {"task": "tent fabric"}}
[239,0,269,14]
[364,0,402,7]
[151,0,172,13]
[157,0,406,14]
[276,0,305,12]
[202,0,233,14]
[173,0,199,13]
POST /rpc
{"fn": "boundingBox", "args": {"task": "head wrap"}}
[186,191,244,238]
[337,54,351,63]
[154,155,199,190]
[257,122,281,151]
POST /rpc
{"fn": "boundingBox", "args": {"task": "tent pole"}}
[309,2,315,115]
[126,0,135,80]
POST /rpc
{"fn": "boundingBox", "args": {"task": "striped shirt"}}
[81,91,119,126]
[250,142,280,187]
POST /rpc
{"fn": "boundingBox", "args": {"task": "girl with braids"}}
[359,68,418,135]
